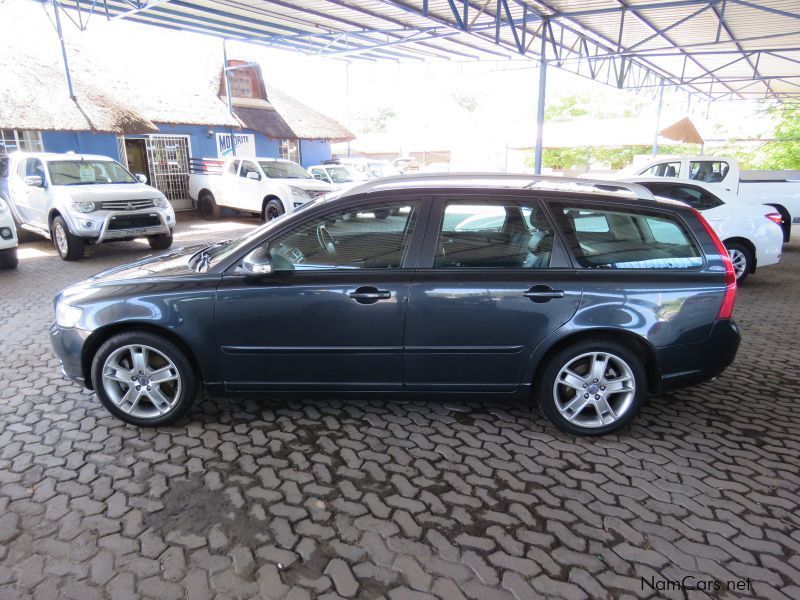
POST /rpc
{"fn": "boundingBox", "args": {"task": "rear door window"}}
[640,183,724,210]
[552,203,703,270]
[689,160,729,183]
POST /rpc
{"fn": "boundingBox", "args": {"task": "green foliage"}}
[529,144,701,171]
[761,104,800,169]
[452,92,478,113]
[361,106,397,134]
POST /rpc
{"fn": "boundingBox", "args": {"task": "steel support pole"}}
[652,81,664,157]
[534,22,548,175]
[53,0,75,99]
[223,39,237,157]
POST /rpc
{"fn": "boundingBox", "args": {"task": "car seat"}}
[525,210,553,269]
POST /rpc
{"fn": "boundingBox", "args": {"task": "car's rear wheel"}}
[726,242,752,283]
[537,338,646,435]
[0,248,18,270]
[199,192,221,220]
[148,232,173,250]
[92,331,197,427]
[51,215,85,261]
[262,198,284,222]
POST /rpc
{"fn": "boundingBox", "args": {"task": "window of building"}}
[279,139,300,163]
[0,129,43,154]
[229,73,253,98]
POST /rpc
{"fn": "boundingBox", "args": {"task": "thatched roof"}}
[0,51,157,134]
[235,106,295,140]
[263,85,353,142]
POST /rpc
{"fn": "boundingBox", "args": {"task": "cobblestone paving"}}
[1,214,799,599]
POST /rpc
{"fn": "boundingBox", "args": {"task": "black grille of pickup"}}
[107,214,161,230]
[99,199,155,210]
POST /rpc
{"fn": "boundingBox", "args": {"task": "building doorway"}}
[125,139,150,183]
[123,135,193,210]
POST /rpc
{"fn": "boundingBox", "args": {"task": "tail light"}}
[765,212,783,227]
[691,208,736,320]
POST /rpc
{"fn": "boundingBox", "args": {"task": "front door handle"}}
[348,286,392,304]
[524,285,565,303]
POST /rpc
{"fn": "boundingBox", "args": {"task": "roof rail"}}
[341,172,656,200]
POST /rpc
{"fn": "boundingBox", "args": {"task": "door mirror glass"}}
[246,171,260,181]
[313,173,327,181]
[135,173,148,184]
[24,175,43,187]
[239,246,272,275]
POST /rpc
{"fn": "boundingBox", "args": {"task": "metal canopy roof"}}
[41,0,800,101]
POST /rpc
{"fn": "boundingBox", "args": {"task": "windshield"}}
[48,160,137,186]
[326,166,367,184]
[259,161,312,180]
[368,162,402,178]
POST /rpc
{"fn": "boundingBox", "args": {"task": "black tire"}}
[0,248,18,270]
[91,331,198,427]
[536,337,647,436]
[148,232,173,250]
[262,198,284,222]
[51,215,85,261]
[725,241,752,284]
[374,208,390,220]
[199,192,221,220]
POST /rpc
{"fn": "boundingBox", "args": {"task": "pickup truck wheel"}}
[0,248,18,270]
[148,232,173,250]
[51,216,85,261]
[262,199,284,222]
[726,242,752,283]
[199,192,221,220]
[374,208,390,220]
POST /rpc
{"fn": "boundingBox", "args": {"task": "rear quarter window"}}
[553,204,703,270]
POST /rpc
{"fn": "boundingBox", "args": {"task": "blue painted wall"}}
[42,131,120,160]
[41,127,331,167]
[300,139,332,168]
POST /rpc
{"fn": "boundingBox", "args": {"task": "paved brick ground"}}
[1,214,798,600]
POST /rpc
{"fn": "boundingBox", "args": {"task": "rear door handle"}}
[524,285,565,302]
[348,286,392,304]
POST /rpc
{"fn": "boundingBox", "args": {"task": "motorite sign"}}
[216,133,256,158]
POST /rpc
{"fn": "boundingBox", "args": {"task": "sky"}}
[1,0,776,165]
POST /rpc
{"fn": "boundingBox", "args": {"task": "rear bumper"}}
[656,319,740,392]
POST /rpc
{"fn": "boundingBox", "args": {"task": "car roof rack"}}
[339,172,656,200]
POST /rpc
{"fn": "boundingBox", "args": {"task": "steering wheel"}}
[316,223,336,255]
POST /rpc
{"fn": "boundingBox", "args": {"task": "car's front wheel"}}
[148,232,173,250]
[537,338,646,435]
[51,215,85,261]
[726,242,752,283]
[91,331,198,427]
[199,192,221,220]
[262,198,284,222]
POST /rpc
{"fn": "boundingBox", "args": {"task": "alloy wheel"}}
[553,351,636,429]
[54,222,68,255]
[101,344,182,420]
[728,248,748,280]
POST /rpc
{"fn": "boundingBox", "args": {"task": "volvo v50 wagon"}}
[51,174,740,435]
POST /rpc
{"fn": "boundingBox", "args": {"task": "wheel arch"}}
[530,328,661,394]
[722,236,756,272]
[262,195,286,218]
[81,322,203,390]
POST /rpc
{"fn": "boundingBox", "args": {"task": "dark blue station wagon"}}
[51,174,740,435]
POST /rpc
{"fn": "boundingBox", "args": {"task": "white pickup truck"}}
[188,157,333,222]
[4,152,175,261]
[631,156,800,241]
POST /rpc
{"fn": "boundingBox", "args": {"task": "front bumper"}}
[50,322,91,388]
[70,209,173,244]
[656,319,741,391]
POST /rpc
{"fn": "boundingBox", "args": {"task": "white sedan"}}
[622,177,783,283]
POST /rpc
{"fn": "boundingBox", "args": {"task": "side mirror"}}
[246,171,260,181]
[238,246,272,275]
[135,173,148,184]
[313,173,326,181]
[24,175,43,187]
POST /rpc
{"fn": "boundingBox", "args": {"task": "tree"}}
[762,104,800,169]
